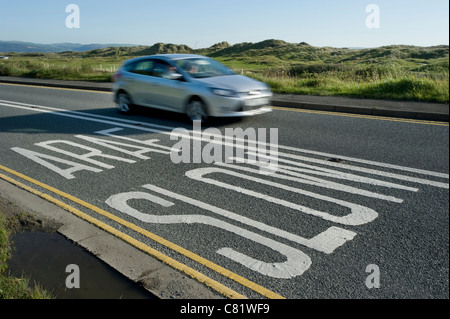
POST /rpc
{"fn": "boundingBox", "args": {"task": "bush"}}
[0,64,10,76]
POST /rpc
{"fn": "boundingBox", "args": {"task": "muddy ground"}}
[0,194,60,235]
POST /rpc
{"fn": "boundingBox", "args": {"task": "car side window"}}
[152,60,176,79]
[128,60,154,76]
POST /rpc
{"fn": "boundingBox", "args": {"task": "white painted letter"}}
[11,147,101,179]
[35,140,135,169]
[106,189,312,278]
[75,135,158,160]
[186,167,378,226]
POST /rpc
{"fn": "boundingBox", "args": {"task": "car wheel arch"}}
[116,90,135,114]
[185,95,210,123]
[185,95,209,114]
[116,89,133,103]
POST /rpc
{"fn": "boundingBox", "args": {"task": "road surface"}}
[0,83,448,299]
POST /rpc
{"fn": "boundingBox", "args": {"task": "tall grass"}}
[250,63,449,103]
[1,55,448,103]
[0,59,117,82]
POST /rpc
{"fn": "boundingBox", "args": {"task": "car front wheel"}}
[117,92,133,114]
[186,99,208,123]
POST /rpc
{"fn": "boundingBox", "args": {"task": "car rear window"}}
[127,60,154,76]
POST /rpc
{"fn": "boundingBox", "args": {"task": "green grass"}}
[0,57,116,82]
[251,65,449,103]
[0,212,52,299]
[0,276,52,299]
[1,40,448,103]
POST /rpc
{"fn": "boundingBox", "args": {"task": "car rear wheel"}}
[186,99,208,123]
[117,92,133,114]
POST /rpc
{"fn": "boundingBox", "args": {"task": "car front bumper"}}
[207,93,273,117]
[212,106,272,117]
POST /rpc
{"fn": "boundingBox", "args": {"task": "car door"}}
[146,60,188,112]
[125,59,160,107]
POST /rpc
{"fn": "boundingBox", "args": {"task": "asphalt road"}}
[0,83,448,299]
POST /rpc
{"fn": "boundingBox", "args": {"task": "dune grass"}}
[252,66,449,103]
[1,41,448,103]
[0,57,115,82]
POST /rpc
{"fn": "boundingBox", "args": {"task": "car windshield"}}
[175,58,235,79]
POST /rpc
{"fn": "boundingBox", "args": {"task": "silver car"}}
[112,54,272,122]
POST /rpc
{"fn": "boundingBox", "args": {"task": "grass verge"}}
[252,71,449,103]
[0,210,52,299]
[0,51,448,103]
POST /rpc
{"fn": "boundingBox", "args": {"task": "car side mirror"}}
[169,73,184,81]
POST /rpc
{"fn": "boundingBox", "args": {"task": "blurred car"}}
[112,54,272,122]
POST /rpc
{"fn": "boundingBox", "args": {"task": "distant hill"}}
[204,40,449,67]
[81,42,196,58]
[81,39,449,68]
[1,39,448,73]
[0,41,136,53]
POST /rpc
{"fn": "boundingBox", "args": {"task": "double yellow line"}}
[272,106,449,126]
[0,164,285,299]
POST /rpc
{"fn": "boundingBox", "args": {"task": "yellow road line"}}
[0,172,241,298]
[273,106,449,126]
[0,164,285,300]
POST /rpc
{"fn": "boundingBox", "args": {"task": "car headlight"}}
[211,88,237,97]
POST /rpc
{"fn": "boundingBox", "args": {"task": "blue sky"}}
[0,0,448,48]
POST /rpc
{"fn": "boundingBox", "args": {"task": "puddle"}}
[7,231,157,299]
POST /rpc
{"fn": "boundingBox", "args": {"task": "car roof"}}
[152,54,207,60]
[124,54,207,64]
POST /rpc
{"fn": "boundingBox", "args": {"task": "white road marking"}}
[2,99,448,279]
[36,140,136,168]
[106,190,312,279]
[185,167,379,226]
[217,161,407,203]
[10,147,103,179]
[142,184,357,254]
[1,99,447,185]
[244,153,419,191]
[277,152,449,189]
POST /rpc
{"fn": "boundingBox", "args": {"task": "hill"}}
[2,39,448,69]
[0,41,136,53]
[72,39,450,72]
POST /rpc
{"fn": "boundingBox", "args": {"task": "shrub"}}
[0,64,10,76]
